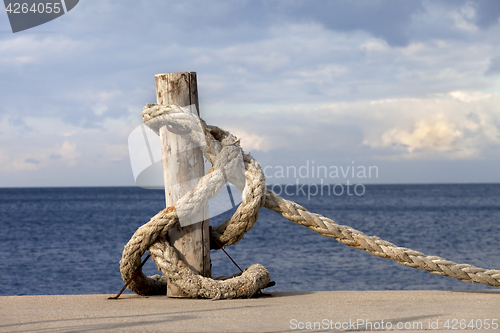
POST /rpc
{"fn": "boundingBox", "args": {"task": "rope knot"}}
[120,104,500,299]
[120,104,269,298]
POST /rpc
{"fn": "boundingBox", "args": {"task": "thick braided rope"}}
[119,152,269,297]
[148,236,270,299]
[141,104,267,246]
[121,104,500,298]
[120,105,268,297]
[263,190,500,287]
[119,149,268,297]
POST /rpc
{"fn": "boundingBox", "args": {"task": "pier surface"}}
[0,290,498,332]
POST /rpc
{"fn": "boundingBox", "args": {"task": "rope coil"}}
[120,104,500,299]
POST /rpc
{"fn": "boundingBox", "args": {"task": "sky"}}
[0,0,499,187]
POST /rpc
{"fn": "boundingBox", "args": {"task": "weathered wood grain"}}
[155,72,210,297]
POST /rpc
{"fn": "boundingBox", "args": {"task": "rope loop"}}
[120,104,500,299]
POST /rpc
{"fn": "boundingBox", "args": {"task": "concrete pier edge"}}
[1,290,499,332]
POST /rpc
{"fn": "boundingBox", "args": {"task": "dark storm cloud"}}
[52,1,499,47]
[487,56,500,75]
[272,0,424,46]
[471,0,500,28]
[119,0,497,47]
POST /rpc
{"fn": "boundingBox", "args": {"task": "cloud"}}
[449,90,492,102]
[453,2,479,32]
[486,56,500,75]
[362,92,500,159]
[474,0,500,29]
[0,35,83,66]
[104,143,129,162]
[274,0,424,46]
[59,141,80,166]
[0,0,499,186]
[222,128,272,152]
[208,91,500,161]
[0,112,135,178]
[24,158,40,165]
[379,115,463,154]
[0,139,81,172]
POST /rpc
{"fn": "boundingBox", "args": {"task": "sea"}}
[0,184,499,296]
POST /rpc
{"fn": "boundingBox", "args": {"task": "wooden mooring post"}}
[155,72,211,297]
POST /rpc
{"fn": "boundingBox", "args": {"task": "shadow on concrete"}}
[269,291,316,298]
[449,289,500,294]
[343,314,443,332]
[0,304,267,332]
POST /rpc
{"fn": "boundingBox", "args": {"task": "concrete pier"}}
[0,290,499,332]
